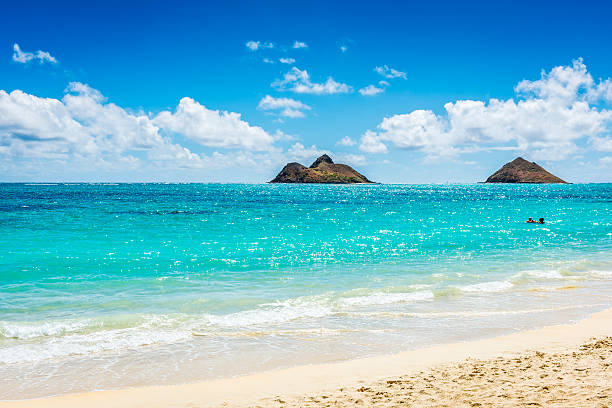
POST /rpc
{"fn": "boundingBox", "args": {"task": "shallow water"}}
[0,183,611,399]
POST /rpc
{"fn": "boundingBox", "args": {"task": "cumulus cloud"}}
[272,67,352,95]
[245,41,274,51]
[292,41,308,49]
[279,57,295,64]
[284,144,364,167]
[0,83,186,166]
[257,95,311,118]
[337,136,356,146]
[359,130,388,153]
[12,43,57,64]
[153,97,275,150]
[287,142,322,159]
[374,65,406,79]
[359,84,385,96]
[336,153,366,165]
[360,59,612,161]
[0,82,279,173]
[592,136,612,152]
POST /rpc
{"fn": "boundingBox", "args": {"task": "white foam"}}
[201,290,436,327]
[339,290,434,307]
[587,270,612,278]
[460,281,513,293]
[0,326,192,364]
[511,269,566,282]
[524,269,565,279]
[0,320,92,340]
[202,297,333,327]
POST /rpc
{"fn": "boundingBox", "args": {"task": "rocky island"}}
[271,154,373,184]
[486,157,567,183]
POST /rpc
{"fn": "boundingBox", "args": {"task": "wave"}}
[456,266,612,293]
[202,302,332,327]
[0,320,93,340]
[202,289,436,327]
[510,268,612,284]
[1,266,610,365]
[0,326,192,364]
[0,314,169,341]
[513,269,566,281]
[339,290,434,307]
[459,280,513,293]
[351,303,605,319]
[588,269,612,278]
[0,287,439,363]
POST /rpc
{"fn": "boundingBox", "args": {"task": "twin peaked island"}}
[271,154,373,184]
[270,155,567,184]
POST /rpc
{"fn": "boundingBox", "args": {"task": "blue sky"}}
[1,0,612,182]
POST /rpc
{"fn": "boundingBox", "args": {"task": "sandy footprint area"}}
[261,337,612,408]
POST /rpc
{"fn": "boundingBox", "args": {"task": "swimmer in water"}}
[526,217,536,223]
[539,218,545,224]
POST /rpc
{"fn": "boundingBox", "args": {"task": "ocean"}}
[0,183,611,399]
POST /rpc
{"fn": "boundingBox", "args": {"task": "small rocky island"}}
[271,154,373,184]
[486,157,567,183]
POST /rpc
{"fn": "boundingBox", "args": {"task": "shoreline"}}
[2,307,611,408]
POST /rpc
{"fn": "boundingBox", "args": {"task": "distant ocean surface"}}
[1,183,611,399]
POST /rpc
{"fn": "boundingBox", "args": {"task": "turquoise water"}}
[1,183,611,398]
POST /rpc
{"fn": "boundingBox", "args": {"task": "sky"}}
[1,0,612,183]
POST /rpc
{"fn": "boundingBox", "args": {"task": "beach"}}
[2,308,610,407]
[1,183,611,402]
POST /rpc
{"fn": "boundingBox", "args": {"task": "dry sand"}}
[273,337,612,407]
[2,308,611,408]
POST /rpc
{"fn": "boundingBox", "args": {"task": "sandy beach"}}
[2,308,610,408]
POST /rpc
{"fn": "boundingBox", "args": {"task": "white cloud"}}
[374,65,406,79]
[246,41,260,51]
[285,144,363,166]
[0,83,177,163]
[0,82,279,174]
[292,41,308,49]
[337,136,356,146]
[287,142,323,160]
[262,58,274,64]
[589,79,612,102]
[592,137,612,151]
[279,58,295,64]
[359,84,385,96]
[257,95,311,118]
[272,67,352,94]
[245,41,274,51]
[340,45,348,53]
[12,43,57,64]
[359,80,390,96]
[360,59,612,161]
[337,153,366,165]
[154,97,275,150]
[271,129,297,141]
[359,130,388,153]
